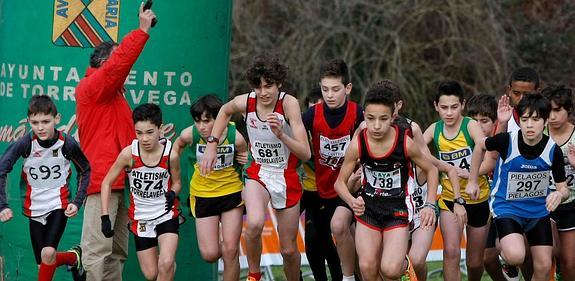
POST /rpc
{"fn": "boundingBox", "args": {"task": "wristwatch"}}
[454,197,466,206]
[206,135,219,144]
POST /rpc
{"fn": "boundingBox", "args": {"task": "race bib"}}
[506,171,549,200]
[440,147,472,171]
[197,144,234,170]
[566,164,574,188]
[252,141,287,167]
[411,184,427,210]
[364,167,402,197]
[319,135,350,169]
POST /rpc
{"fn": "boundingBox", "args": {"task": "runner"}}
[423,81,490,281]
[465,93,509,281]
[543,85,575,281]
[300,87,343,281]
[467,93,568,281]
[173,94,248,281]
[100,104,180,281]
[335,87,438,281]
[302,59,363,281]
[200,53,311,281]
[0,96,89,281]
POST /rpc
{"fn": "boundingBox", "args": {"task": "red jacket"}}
[75,29,149,195]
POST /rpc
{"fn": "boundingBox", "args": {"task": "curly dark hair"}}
[245,53,288,88]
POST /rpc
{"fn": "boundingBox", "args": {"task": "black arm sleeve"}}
[485,133,510,160]
[62,135,91,208]
[551,146,567,183]
[302,107,315,132]
[0,134,31,211]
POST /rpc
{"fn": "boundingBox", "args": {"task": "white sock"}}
[342,275,355,281]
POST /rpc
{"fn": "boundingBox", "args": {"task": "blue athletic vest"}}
[490,130,556,218]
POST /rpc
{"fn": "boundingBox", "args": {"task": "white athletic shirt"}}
[127,139,174,221]
[22,134,71,217]
[245,91,297,170]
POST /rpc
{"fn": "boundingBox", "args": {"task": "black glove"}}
[141,0,158,27]
[101,215,115,238]
[165,190,176,211]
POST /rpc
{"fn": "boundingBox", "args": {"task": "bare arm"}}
[169,151,181,195]
[173,126,193,156]
[334,135,364,215]
[407,137,438,228]
[200,94,248,175]
[101,147,132,215]
[276,95,311,161]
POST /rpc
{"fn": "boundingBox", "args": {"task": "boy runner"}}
[467,93,569,281]
[302,59,363,281]
[0,95,89,281]
[100,104,181,281]
[423,81,490,281]
[200,53,311,281]
[543,85,575,280]
[173,94,248,281]
[335,87,438,281]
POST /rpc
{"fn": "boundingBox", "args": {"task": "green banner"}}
[0,0,233,280]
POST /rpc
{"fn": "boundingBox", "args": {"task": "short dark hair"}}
[364,87,396,113]
[28,95,58,117]
[90,41,117,68]
[435,80,465,103]
[369,79,402,103]
[509,67,540,88]
[541,85,573,114]
[133,103,163,127]
[319,59,350,85]
[245,53,288,88]
[516,93,550,121]
[466,94,497,122]
[190,94,223,121]
[305,87,323,105]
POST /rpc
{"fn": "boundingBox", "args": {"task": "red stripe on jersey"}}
[22,170,32,217]
[284,169,302,207]
[312,102,358,199]
[158,155,169,169]
[130,217,139,234]
[128,193,135,220]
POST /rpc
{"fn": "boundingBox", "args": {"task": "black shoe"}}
[67,245,86,281]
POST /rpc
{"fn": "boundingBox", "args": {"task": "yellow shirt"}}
[302,161,317,192]
[434,117,489,203]
[189,123,243,197]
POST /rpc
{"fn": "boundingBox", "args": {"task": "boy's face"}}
[320,76,351,110]
[507,81,536,107]
[255,78,280,107]
[135,120,162,152]
[548,101,570,130]
[194,112,215,139]
[364,103,393,140]
[519,111,546,143]
[28,113,60,141]
[471,114,495,137]
[434,95,464,127]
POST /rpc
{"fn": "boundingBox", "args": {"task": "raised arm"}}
[200,94,248,175]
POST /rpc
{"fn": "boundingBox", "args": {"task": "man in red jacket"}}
[75,4,156,281]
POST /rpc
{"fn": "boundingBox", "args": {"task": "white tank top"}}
[245,91,297,170]
[127,139,174,221]
[22,133,71,217]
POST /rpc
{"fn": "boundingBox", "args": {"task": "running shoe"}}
[401,256,418,281]
[501,263,519,281]
[67,245,86,281]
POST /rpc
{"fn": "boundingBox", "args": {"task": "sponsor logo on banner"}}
[52,0,120,47]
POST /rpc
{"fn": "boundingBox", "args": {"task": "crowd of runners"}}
[1,4,574,281]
